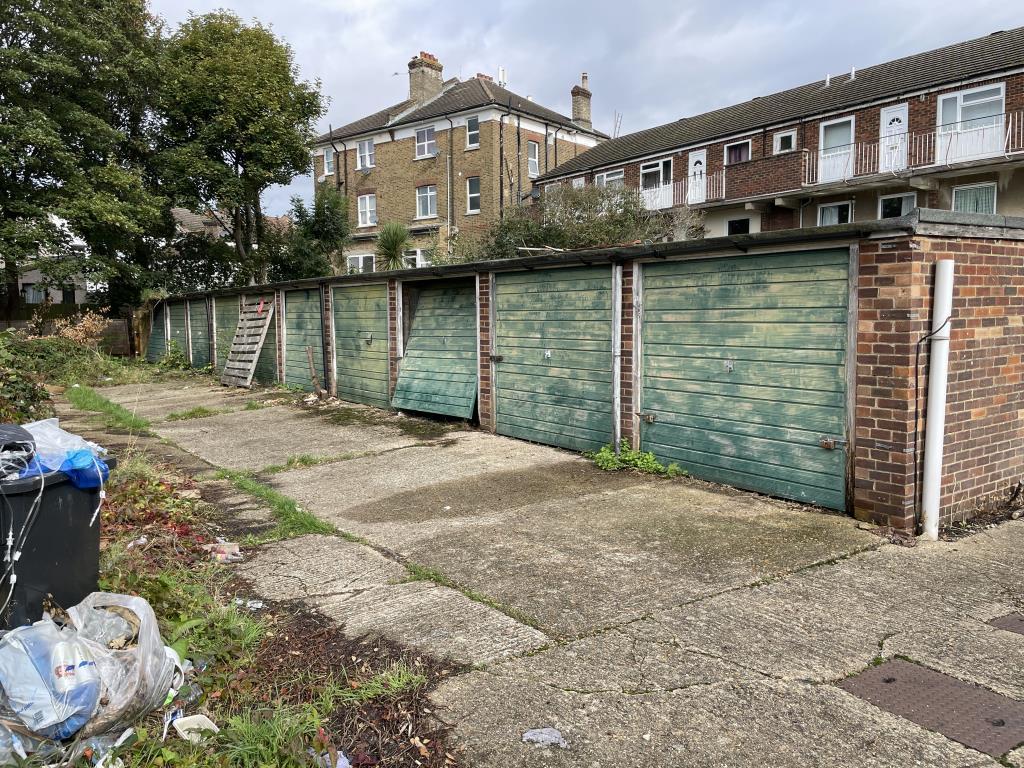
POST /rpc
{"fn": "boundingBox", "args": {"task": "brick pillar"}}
[619,263,635,446]
[321,284,335,396]
[387,279,400,399]
[477,273,494,430]
[853,237,927,531]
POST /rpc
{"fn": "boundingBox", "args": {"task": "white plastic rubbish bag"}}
[21,418,106,470]
[67,593,177,738]
[0,621,101,740]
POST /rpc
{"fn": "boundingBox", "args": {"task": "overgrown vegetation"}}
[65,384,152,433]
[215,469,336,540]
[97,454,446,767]
[586,440,686,477]
[166,406,225,421]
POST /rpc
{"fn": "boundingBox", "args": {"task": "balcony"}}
[635,171,726,210]
[804,109,1024,186]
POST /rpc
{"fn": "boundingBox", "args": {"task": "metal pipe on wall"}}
[921,258,955,541]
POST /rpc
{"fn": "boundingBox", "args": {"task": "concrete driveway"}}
[84,381,1024,767]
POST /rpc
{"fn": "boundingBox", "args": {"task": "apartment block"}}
[538,28,1024,237]
[312,53,604,272]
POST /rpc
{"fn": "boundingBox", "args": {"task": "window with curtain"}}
[952,183,996,214]
[818,202,851,226]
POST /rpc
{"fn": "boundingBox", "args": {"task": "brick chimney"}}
[408,51,443,102]
[571,72,592,131]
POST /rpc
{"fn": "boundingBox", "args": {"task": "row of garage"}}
[148,247,852,512]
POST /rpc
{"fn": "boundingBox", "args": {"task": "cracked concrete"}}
[90,380,1024,766]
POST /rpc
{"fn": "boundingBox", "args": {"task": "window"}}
[939,84,1004,130]
[357,194,377,227]
[403,249,431,268]
[724,140,751,165]
[571,177,585,189]
[727,218,750,235]
[415,127,437,158]
[466,116,480,148]
[640,158,672,189]
[952,182,997,214]
[357,139,375,169]
[594,169,624,187]
[21,284,45,304]
[773,130,796,154]
[416,184,437,218]
[878,192,917,219]
[323,148,334,175]
[821,118,854,150]
[527,140,540,177]
[466,177,481,213]
[818,201,852,226]
[347,254,374,274]
[61,285,76,305]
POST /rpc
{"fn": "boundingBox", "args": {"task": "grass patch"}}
[166,405,225,421]
[405,561,541,629]
[244,399,268,411]
[65,384,151,433]
[260,452,369,475]
[216,469,336,540]
[585,440,686,477]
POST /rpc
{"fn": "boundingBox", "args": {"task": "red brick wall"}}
[620,264,635,445]
[477,273,494,430]
[321,284,335,396]
[854,234,1024,530]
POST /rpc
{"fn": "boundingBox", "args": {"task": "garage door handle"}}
[491,354,504,363]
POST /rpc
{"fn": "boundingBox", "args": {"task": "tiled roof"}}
[537,26,1024,180]
[315,78,606,144]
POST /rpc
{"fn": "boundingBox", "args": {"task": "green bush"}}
[3,333,151,387]
[0,336,53,423]
[159,340,191,370]
[586,440,686,478]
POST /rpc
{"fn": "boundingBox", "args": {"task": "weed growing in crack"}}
[404,562,542,629]
[216,470,335,540]
[585,440,685,477]
[166,405,225,421]
[66,384,152,433]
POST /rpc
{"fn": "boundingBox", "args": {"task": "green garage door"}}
[251,294,278,385]
[391,280,477,418]
[493,266,613,452]
[284,287,324,391]
[640,249,849,510]
[168,301,187,357]
[333,284,389,408]
[214,295,240,372]
[188,299,210,367]
[146,303,166,362]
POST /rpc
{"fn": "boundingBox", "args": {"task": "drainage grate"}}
[989,613,1024,636]
[838,659,1024,757]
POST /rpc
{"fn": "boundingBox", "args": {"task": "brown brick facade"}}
[854,235,1024,530]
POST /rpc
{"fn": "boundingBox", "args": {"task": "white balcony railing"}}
[804,109,1024,185]
[635,171,726,210]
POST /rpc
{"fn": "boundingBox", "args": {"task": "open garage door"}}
[640,249,850,510]
[391,280,477,418]
[493,266,614,452]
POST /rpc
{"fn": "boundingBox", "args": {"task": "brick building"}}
[311,53,605,272]
[537,27,1024,238]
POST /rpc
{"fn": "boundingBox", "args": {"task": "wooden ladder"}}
[220,299,274,388]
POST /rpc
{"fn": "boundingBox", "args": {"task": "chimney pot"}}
[571,72,592,132]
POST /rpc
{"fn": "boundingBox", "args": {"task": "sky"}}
[149,0,1023,215]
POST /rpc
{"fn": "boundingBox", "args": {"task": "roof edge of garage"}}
[161,209,1024,301]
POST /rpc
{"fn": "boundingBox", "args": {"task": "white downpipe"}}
[921,259,955,541]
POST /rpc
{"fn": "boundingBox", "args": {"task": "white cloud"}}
[149,0,1022,213]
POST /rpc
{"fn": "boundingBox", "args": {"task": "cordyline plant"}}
[374,222,412,271]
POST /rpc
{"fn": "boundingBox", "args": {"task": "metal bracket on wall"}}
[639,412,657,424]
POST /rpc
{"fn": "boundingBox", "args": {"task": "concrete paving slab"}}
[99,381,260,421]
[238,535,548,666]
[434,673,996,767]
[155,406,419,470]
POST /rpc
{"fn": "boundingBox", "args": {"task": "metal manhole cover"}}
[989,613,1024,636]
[838,659,1024,757]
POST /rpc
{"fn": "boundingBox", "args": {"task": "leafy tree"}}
[374,222,412,271]
[0,0,167,317]
[462,184,704,262]
[158,12,324,284]
[289,187,349,276]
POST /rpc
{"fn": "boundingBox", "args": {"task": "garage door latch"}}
[819,436,848,450]
[639,412,657,424]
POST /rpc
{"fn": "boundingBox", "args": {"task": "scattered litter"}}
[232,598,265,611]
[172,714,219,744]
[161,707,183,741]
[312,748,352,768]
[175,488,201,500]
[203,539,242,563]
[125,536,147,550]
[522,727,569,749]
